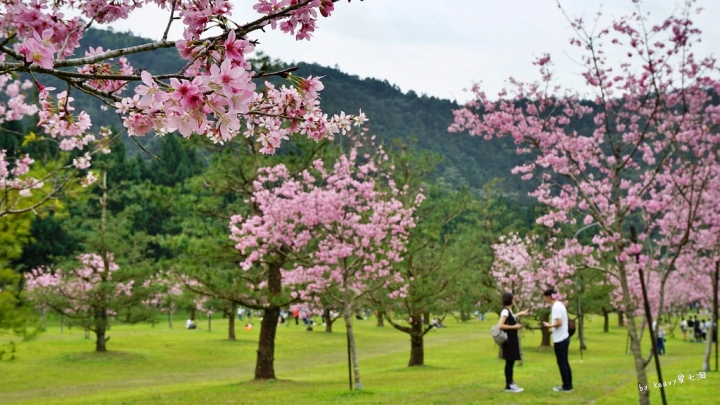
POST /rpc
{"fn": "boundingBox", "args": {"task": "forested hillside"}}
[60,28,535,201]
[290,62,534,199]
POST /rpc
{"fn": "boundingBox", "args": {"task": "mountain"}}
[55,28,536,202]
[289,62,533,200]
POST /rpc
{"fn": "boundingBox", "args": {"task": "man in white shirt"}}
[542,288,572,393]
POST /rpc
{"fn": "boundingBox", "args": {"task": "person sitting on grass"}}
[186,317,197,330]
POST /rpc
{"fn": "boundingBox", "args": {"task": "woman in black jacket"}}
[498,291,528,393]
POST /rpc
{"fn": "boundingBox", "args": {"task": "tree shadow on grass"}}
[58,350,147,363]
[235,378,306,387]
[386,364,451,373]
[218,338,256,344]
[334,389,375,398]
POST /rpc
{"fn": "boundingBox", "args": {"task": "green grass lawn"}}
[0,314,716,404]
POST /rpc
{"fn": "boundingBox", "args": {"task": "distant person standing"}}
[680,317,687,341]
[542,288,573,393]
[497,291,529,393]
[688,317,695,341]
[292,306,300,325]
[658,324,666,355]
[694,316,701,342]
[651,321,666,355]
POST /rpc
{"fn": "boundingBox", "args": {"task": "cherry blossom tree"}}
[142,273,184,328]
[25,167,155,351]
[168,122,357,378]
[25,252,143,352]
[293,146,417,389]
[450,3,720,403]
[231,135,418,388]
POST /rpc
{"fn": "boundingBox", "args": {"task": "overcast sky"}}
[98,0,720,103]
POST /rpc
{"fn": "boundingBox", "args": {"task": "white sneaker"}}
[505,384,524,393]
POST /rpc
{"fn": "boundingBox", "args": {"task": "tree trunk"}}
[376,310,385,327]
[408,314,424,367]
[703,263,718,372]
[94,307,108,352]
[95,329,107,352]
[540,313,551,347]
[254,259,283,380]
[323,308,334,333]
[618,311,625,327]
[617,261,650,405]
[342,302,363,389]
[255,306,280,379]
[579,314,587,350]
[228,302,237,341]
[603,307,610,332]
[703,324,713,371]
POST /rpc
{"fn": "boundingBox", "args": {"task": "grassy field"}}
[0,314,716,405]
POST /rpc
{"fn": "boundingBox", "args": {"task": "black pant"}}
[554,337,572,390]
[504,359,514,388]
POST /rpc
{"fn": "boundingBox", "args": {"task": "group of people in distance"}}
[497,288,573,394]
[680,315,716,343]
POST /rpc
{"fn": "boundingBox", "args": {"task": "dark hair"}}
[502,292,514,306]
[543,288,557,297]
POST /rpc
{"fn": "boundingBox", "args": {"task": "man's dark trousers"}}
[554,337,572,390]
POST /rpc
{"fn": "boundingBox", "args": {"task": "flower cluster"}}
[1,0,360,207]
[142,274,184,311]
[77,47,134,93]
[25,253,135,317]
[253,0,336,41]
[38,87,94,151]
[230,132,419,308]
[0,150,43,197]
[492,233,596,310]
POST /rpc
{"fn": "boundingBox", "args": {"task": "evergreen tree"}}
[15,214,79,272]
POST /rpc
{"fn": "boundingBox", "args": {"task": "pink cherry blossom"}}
[450,3,720,403]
